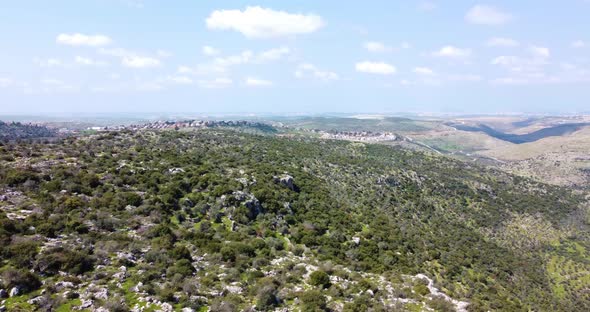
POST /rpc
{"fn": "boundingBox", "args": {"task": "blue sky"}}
[0,0,589,114]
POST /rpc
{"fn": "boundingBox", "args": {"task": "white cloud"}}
[364,41,410,53]
[258,47,290,62]
[432,46,472,58]
[295,63,339,81]
[214,51,254,67]
[41,79,66,85]
[355,61,396,75]
[530,46,550,58]
[203,46,220,56]
[418,1,437,11]
[491,56,520,67]
[491,46,556,85]
[486,37,520,47]
[413,67,435,76]
[75,56,108,66]
[571,40,586,48]
[0,78,13,88]
[99,48,136,58]
[212,47,290,68]
[57,33,112,47]
[122,56,161,68]
[465,5,512,25]
[164,76,193,85]
[123,0,144,9]
[490,77,529,85]
[136,82,164,92]
[491,55,547,72]
[245,77,273,87]
[177,63,227,76]
[157,50,173,58]
[34,58,63,67]
[206,6,324,39]
[198,78,233,89]
[179,47,291,78]
[448,74,482,82]
[100,48,163,68]
[408,71,482,85]
[40,79,77,92]
[177,66,198,75]
[364,41,393,53]
[99,48,164,69]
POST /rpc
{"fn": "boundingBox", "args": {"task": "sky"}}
[0,0,589,114]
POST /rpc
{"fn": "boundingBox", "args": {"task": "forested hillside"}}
[0,129,588,311]
[0,121,56,142]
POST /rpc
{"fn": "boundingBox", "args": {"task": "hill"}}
[0,121,56,142]
[0,129,589,311]
[447,122,590,144]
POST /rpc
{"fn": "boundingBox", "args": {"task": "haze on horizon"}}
[0,0,589,114]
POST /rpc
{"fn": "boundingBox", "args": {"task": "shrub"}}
[103,298,129,312]
[1,268,42,293]
[6,240,39,268]
[220,246,236,262]
[429,296,456,312]
[167,259,195,276]
[254,278,280,310]
[309,270,331,289]
[4,169,39,186]
[414,284,430,296]
[256,286,278,310]
[170,245,192,261]
[300,289,328,311]
[36,248,95,275]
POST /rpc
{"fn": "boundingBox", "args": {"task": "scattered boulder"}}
[54,281,75,291]
[85,286,108,300]
[278,175,296,191]
[0,289,6,299]
[9,287,20,297]
[116,251,136,264]
[27,296,44,306]
[168,168,185,174]
[224,285,243,294]
[131,282,143,293]
[160,302,174,312]
[244,197,263,219]
[80,299,93,309]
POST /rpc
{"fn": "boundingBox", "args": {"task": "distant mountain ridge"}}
[448,122,590,144]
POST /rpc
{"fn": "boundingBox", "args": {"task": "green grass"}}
[2,291,38,311]
[55,298,83,312]
[221,216,234,231]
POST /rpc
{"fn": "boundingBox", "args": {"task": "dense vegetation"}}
[0,121,56,142]
[0,129,588,311]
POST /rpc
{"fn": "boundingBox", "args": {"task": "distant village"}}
[318,130,398,142]
[87,120,273,131]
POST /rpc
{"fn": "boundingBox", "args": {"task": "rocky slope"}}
[0,129,588,311]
